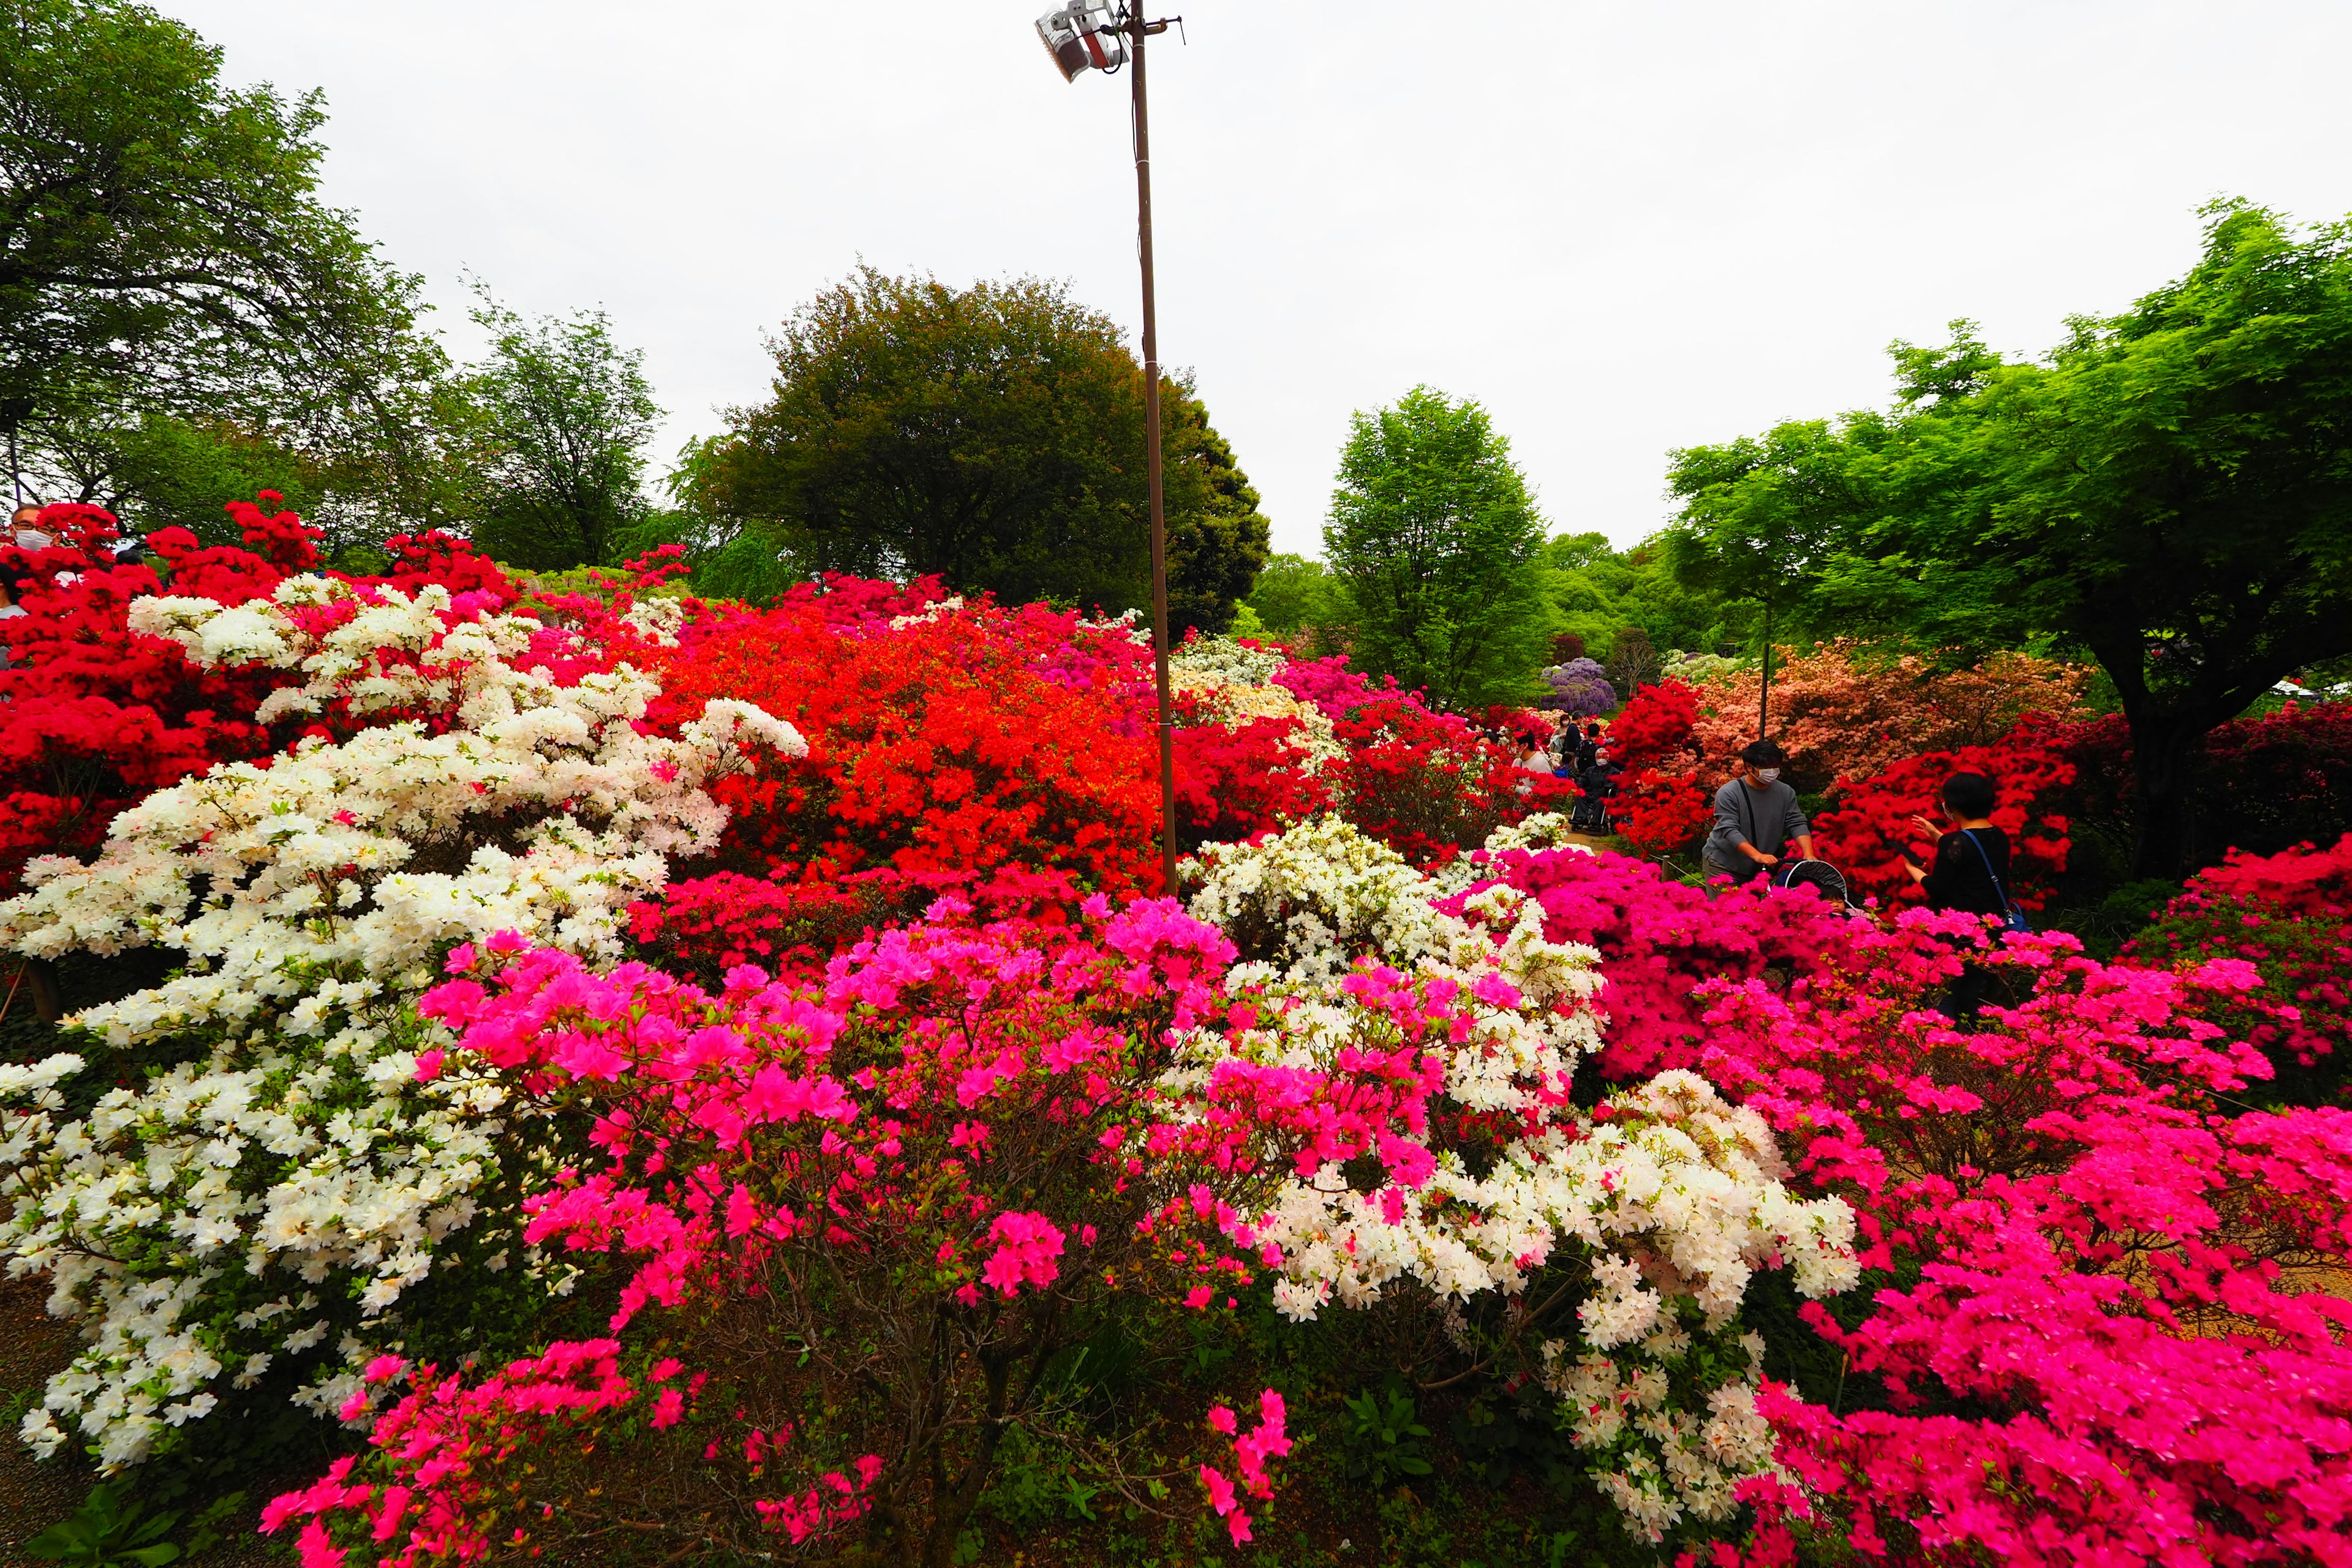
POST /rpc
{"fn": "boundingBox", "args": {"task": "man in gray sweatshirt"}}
[1703,739,1815,881]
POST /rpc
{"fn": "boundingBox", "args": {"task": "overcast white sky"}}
[162,0,2352,556]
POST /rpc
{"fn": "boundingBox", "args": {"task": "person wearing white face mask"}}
[1703,738,1814,881]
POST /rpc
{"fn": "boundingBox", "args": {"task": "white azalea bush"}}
[0,578,801,1468]
[1181,819,1860,1544]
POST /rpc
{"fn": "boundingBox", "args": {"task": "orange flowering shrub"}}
[1686,643,2094,791]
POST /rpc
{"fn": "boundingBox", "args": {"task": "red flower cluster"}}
[1172,700,1332,847]
[1612,767,1714,858]
[1811,714,2078,910]
[649,598,1162,899]
[1606,679,1703,774]
[2127,832,2352,1105]
[1323,695,1572,867]
[0,500,318,889]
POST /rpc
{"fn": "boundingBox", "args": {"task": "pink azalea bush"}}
[262,896,1419,1563]
[1690,914,2352,1566]
[2125,831,2352,1106]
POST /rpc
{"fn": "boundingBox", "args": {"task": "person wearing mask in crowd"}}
[1576,722,1602,774]
[1703,739,1814,881]
[11,501,50,549]
[1902,770,2014,1017]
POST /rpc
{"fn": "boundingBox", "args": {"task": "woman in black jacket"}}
[1901,770,2011,1018]
[1901,771,2010,916]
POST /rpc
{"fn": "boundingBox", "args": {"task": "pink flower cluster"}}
[1452,844,1868,1079]
[1685,907,2352,1563]
[269,894,1459,1559]
[1200,1390,1292,1545]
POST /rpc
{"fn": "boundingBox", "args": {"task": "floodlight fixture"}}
[1036,3,1126,81]
[1033,2,1185,895]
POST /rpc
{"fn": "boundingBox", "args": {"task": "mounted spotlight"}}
[1035,2,1126,81]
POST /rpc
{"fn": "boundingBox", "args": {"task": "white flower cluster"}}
[1169,634,1286,690]
[2,583,802,1468]
[1185,815,1457,982]
[1180,820,1859,1542]
[1543,1321,1780,1542]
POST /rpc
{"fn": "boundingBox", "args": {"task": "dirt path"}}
[0,1281,285,1566]
[0,1278,87,1565]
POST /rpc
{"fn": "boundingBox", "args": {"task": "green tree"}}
[1664,419,1873,736]
[1324,387,1553,709]
[455,290,661,570]
[1164,389,1272,635]
[1691,203,2352,875]
[107,413,323,538]
[1242,552,1342,635]
[1,0,443,522]
[1540,532,1734,663]
[702,266,1267,629]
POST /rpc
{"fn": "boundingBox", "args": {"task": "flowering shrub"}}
[1452,844,1866,1081]
[2193,701,2352,858]
[0,501,309,892]
[265,898,1376,1562]
[1684,643,2093,791]
[1267,653,1404,720]
[1324,696,1572,867]
[2125,832,2352,1106]
[0,579,797,1467]
[1613,767,1714,858]
[1607,680,1703,775]
[1810,714,2078,910]
[650,597,1164,896]
[1185,822,1860,1544]
[1684,911,2352,1566]
[1537,656,1618,718]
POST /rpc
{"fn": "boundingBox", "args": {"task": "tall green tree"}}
[1,0,443,521]
[1681,203,2352,875]
[1664,417,1879,735]
[1323,386,1553,709]
[455,290,661,570]
[701,266,1268,629]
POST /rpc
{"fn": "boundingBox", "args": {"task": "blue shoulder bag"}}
[1960,829,2032,933]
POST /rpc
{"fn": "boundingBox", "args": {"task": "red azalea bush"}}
[2124,832,2352,1107]
[265,897,1468,1564]
[2192,702,2352,858]
[649,598,1163,897]
[1613,768,1714,858]
[1607,680,1703,775]
[1691,921,2352,1567]
[1811,714,2078,910]
[0,502,303,889]
[1324,695,1571,867]
[1172,700,1332,848]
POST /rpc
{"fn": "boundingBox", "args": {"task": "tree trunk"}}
[2125,710,2211,879]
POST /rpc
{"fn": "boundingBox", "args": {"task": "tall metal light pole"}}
[1036,3,1182,895]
